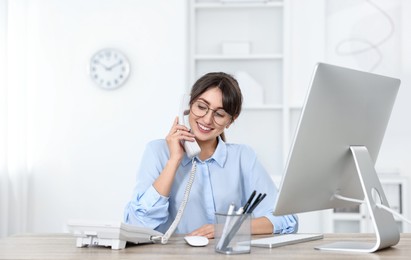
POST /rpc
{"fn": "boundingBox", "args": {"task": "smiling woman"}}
[123,72,298,239]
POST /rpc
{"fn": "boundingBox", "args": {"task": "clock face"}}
[89,48,130,90]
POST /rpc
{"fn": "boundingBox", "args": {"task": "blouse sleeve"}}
[242,145,298,234]
[123,140,170,230]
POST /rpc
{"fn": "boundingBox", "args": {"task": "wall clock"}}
[89,48,130,90]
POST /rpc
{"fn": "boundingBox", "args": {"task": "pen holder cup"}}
[214,212,252,254]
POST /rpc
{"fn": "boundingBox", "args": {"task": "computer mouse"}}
[184,236,209,247]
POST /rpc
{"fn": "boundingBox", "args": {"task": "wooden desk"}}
[0,233,410,259]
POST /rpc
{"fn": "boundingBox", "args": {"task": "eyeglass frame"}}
[190,100,233,126]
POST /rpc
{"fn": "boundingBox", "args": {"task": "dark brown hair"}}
[189,72,243,141]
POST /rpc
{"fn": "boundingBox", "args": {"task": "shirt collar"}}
[181,136,227,167]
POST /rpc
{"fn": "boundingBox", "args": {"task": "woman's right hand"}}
[154,117,196,197]
[166,117,196,162]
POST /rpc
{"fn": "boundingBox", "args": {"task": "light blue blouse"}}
[123,137,298,234]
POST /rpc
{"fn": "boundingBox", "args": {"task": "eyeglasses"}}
[190,100,232,126]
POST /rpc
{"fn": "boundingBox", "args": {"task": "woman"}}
[123,72,297,238]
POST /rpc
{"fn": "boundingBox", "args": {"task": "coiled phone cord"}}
[152,158,197,244]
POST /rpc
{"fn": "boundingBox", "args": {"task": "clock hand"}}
[107,60,123,70]
[95,60,110,70]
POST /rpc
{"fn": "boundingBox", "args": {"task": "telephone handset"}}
[178,94,201,158]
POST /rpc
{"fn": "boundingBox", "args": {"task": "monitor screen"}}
[274,63,400,216]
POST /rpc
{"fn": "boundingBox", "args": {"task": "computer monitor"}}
[273,63,401,253]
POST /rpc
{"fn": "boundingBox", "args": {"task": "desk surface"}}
[0,233,410,259]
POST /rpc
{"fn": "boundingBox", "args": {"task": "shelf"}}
[194,3,283,56]
[290,105,303,110]
[243,105,283,110]
[331,213,364,221]
[194,1,283,9]
[194,54,283,60]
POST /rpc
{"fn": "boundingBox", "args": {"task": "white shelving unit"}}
[188,0,295,176]
[323,175,409,233]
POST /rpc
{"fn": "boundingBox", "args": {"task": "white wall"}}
[323,0,411,179]
[18,0,188,233]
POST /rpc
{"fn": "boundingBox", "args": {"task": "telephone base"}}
[67,219,164,250]
[76,236,127,250]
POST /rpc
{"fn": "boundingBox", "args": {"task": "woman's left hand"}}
[187,224,214,239]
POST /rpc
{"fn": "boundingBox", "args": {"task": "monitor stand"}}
[316,146,400,253]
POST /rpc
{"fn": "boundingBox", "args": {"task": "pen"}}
[242,190,256,213]
[236,207,244,215]
[227,203,235,215]
[216,203,235,250]
[246,193,266,213]
[244,193,261,213]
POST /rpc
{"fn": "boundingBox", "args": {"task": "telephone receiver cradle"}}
[179,94,201,158]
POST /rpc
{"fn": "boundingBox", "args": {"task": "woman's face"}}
[189,87,232,143]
